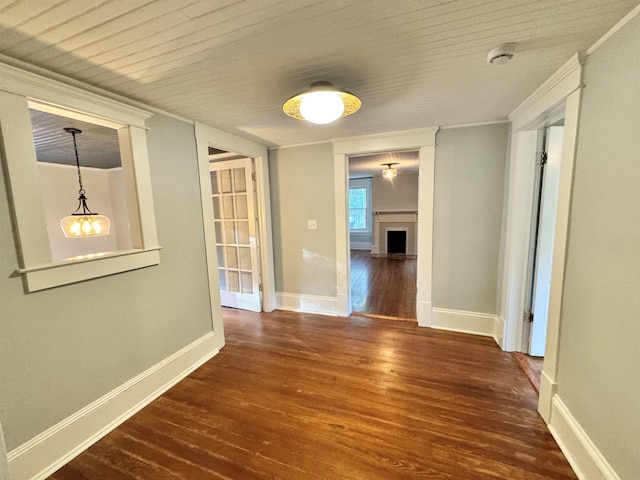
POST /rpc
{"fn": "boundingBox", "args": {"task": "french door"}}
[209,158,261,312]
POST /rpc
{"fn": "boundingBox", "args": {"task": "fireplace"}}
[371,210,417,258]
[387,230,407,254]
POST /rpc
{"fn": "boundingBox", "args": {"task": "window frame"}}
[0,61,160,292]
[348,178,372,234]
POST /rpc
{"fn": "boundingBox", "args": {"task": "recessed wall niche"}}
[30,109,133,262]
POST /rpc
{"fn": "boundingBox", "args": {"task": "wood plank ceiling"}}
[0,0,637,147]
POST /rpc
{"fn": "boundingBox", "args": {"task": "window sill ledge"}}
[15,247,162,292]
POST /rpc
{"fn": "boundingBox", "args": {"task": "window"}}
[349,178,372,232]
[0,62,160,292]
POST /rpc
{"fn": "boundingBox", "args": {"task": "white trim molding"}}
[275,292,338,316]
[333,127,438,326]
[431,308,497,337]
[493,315,506,348]
[0,422,9,480]
[538,370,557,423]
[586,3,640,55]
[499,129,539,351]
[549,396,621,480]
[194,122,276,318]
[0,62,150,128]
[0,61,161,292]
[501,55,583,359]
[509,54,583,132]
[333,152,351,317]
[7,332,220,480]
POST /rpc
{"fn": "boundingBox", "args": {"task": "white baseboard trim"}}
[549,396,620,480]
[538,370,556,423]
[493,315,506,349]
[276,292,338,316]
[335,292,349,318]
[8,332,220,480]
[349,241,371,250]
[417,300,432,327]
[430,308,496,337]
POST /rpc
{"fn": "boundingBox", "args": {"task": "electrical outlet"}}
[308,220,317,230]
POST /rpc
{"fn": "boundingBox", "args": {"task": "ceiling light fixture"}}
[59,127,111,238]
[487,43,517,65]
[283,81,361,124]
[381,163,398,179]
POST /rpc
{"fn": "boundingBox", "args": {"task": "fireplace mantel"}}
[371,210,418,255]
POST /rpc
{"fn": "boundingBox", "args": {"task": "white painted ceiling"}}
[349,150,419,179]
[1,0,637,148]
[30,109,121,169]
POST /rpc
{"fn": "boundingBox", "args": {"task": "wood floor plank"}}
[350,250,417,319]
[49,308,577,479]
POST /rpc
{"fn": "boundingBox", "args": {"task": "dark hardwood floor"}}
[50,308,576,480]
[513,353,545,394]
[350,249,417,319]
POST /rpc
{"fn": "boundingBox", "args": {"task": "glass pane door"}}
[210,157,261,312]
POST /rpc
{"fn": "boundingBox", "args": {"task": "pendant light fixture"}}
[283,81,361,124]
[59,127,111,238]
[381,163,398,179]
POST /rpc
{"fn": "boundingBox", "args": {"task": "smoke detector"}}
[487,43,517,65]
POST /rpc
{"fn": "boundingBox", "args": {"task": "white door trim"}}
[0,421,9,480]
[195,122,276,324]
[500,55,582,422]
[332,127,438,324]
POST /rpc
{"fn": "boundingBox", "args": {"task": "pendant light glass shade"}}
[381,163,398,179]
[299,91,345,124]
[283,81,361,124]
[59,127,111,238]
[61,214,110,237]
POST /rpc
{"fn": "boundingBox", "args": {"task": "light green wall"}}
[556,14,640,479]
[433,124,508,314]
[372,172,419,211]
[0,113,214,450]
[269,143,337,297]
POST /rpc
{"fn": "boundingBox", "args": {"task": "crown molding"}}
[509,54,582,132]
[587,3,640,56]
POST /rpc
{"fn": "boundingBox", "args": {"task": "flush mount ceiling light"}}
[381,163,398,179]
[283,81,361,124]
[487,43,517,65]
[59,127,111,238]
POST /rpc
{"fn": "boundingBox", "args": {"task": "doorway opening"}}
[517,123,565,392]
[347,151,419,320]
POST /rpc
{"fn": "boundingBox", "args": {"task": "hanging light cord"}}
[65,127,96,216]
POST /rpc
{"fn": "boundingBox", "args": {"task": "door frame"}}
[528,125,564,356]
[195,122,276,338]
[332,127,438,326]
[499,54,582,421]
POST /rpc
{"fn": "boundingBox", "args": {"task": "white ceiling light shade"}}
[381,163,398,179]
[283,81,361,124]
[487,43,517,65]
